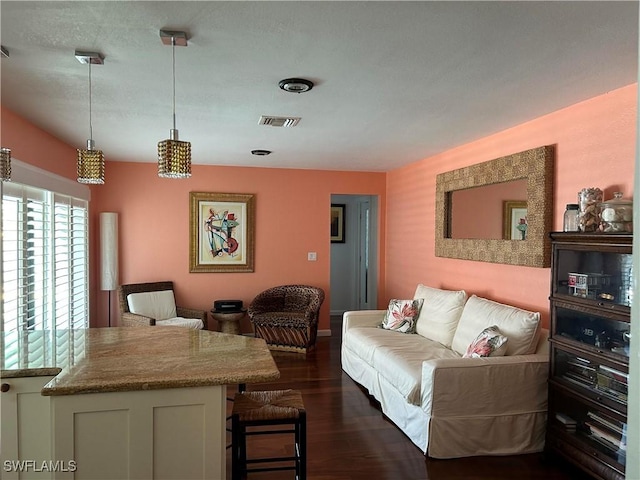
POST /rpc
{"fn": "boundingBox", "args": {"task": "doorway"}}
[329,194,379,315]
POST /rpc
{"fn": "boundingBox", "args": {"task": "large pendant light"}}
[158,30,191,179]
[75,51,105,184]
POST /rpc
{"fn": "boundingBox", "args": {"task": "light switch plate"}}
[307,252,317,261]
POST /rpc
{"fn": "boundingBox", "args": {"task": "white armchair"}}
[118,281,207,329]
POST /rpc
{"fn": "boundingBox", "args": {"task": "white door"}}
[357,199,372,310]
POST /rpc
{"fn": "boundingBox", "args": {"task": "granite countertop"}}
[1,328,280,396]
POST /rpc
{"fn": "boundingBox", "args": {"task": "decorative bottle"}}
[600,192,633,233]
[563,204,579,232]
[578,188,603,232]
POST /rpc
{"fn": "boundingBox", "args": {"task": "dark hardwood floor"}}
[226,316,589,480]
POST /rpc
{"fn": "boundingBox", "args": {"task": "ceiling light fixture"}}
[251,150,272,156]
[0,148,11,182]
[75,51,105,184]
[278,78,314,93]
[158,29,191,179]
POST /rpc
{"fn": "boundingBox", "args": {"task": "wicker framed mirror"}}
[435,145,554,267]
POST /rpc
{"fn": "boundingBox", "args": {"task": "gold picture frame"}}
[189,192,255,273]
[503,200,528,240]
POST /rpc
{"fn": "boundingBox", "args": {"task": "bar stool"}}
[231,389,306,480]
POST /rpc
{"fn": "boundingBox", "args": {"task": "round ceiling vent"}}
[278,78,314,93]
[251,149,272,156]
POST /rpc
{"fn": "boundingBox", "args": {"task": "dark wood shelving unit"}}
[547,232,631,480]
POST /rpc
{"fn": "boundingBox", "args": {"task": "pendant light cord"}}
[88,61,93,142]
[172,36,176,131]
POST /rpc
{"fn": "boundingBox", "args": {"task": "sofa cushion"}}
[451,295,541,356]
[127,290,177,320]
[462,325,508,358]
[381,299,424,333]
[345,327,460,405]
[413,284,467,347]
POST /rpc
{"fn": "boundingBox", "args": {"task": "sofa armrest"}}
[421,354,549,416]
[121,312,156,327]
[342,310,386,335]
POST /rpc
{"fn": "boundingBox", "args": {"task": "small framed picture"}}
[503,200,528,240]
[331,204,345,243]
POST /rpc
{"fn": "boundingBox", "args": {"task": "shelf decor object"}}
[546,232,632,480]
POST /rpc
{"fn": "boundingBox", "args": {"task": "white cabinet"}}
[51,385,227,480]
[2,380,227,480]
[0,376,55,480]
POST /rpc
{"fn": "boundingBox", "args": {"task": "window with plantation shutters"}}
[1,182,89,337]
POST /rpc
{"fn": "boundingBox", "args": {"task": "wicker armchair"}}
[118,281,207,329]
[248,285,325,353]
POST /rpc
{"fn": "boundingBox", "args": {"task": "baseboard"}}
[244,330,332,337]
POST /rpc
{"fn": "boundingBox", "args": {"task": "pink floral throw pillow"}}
[381,299,424,333]
[463,325,508,358]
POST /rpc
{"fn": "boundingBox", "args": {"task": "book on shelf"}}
[588,431,621,453]
[596,373,628,395]
[587,411,625,436]
[567,357,595,370]
[567,362,597,380]
[555,413,577,431]
[598,364,628,383]
[556,412,577,426]
[594,384,628,403]
[585,421,625,451]
[563,371,595,387]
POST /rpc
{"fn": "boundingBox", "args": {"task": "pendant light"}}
[75,51,105,184]
[0,147,11,182]
[158,30,191,179]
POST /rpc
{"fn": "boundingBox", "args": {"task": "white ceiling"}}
[1,1,638,172]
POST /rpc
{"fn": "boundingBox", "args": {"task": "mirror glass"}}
[435,146,554,268]
[448,179,527,240]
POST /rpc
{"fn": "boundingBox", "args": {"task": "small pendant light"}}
[75,51,105,184]
[0,147,11,182]
[158,30,191,179]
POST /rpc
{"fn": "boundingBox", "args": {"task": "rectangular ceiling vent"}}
[259,116,301,127]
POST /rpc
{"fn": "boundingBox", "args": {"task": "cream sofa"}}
[341,284,549,458]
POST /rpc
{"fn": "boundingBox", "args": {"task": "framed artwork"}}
[331,204,345,243]
[504,200,528,240]
[189,192,255,272]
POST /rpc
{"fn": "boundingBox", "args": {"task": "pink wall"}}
[2,105,386,333]
[90,163,386,331]
[1,107,77,180]
[386,84,637,328]
[4,84,636,332]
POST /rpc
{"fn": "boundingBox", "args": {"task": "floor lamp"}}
[100,212,119,327]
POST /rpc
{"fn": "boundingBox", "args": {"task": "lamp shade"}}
[100,212,119,291]
[1,147,11,181]
[158,138,191,178]
[77,146,105,184]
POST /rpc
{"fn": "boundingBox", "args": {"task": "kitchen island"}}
[1,327,280,480]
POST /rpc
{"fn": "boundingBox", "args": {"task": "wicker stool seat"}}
[231,390,306,480]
